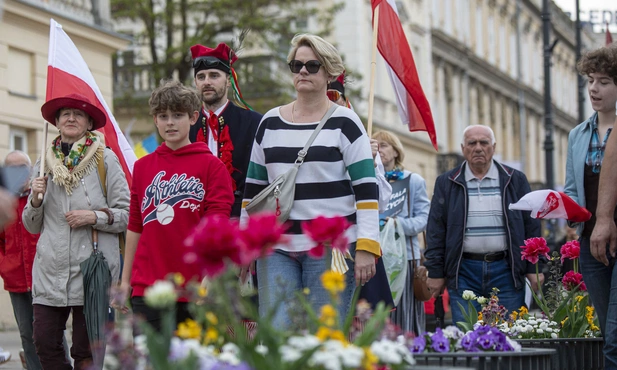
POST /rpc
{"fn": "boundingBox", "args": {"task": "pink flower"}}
[184,215,242,277]
[562,270,587,291]
[560,240,580,263]
[238,212,288,265]
[301,216,351,258]
[520,237,550,264]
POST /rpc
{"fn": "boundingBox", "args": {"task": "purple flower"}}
[460,332,479,352]
[210,363,253,370]
[431,328,450,353]
[411,335,426,353]
[478,332,496,350]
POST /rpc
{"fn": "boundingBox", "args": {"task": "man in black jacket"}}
[189,43,262,218]
[424,125,542,325]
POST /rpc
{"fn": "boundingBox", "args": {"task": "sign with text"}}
[380,179,408,219]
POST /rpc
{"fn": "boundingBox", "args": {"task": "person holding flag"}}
[189,43,262,218]
[22,94,130,370]
[566,45,617,367]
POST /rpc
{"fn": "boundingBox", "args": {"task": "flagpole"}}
[37,121,49,200]
[367,4,380,137]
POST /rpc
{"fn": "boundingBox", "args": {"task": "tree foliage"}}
[112,0,342,97]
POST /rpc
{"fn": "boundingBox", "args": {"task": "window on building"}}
[509,32,517,78]
[9,128,28,152]
[444,0,453,34]
[499,23,507,72]
[8,47,34,97]
[475,6,484,57]
[488,13,495,63]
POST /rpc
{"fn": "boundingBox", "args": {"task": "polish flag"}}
[370,0,438,150]
[46,19,135,185]
[509,190,592,223]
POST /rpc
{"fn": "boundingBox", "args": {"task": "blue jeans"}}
[9,291,43,370]
[257,244,356,329]
[450,258,525,326]
[579,236,617,369]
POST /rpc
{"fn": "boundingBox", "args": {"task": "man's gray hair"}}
[4,150,32,166]
[461,125,496,145]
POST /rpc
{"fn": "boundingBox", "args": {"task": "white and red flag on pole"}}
[370,0,438,150]
[46,19,135,185]
[509,190,592,223]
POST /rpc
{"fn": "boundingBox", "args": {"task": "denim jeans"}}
[257,244,356,329]
[579,236,617,369]
[450,258,525,326]
[9,292,42,370]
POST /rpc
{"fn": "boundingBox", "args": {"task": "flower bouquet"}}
[410,325,521,354]
[101,213,415,370]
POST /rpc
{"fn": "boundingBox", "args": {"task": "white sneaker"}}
[0,350,11,364]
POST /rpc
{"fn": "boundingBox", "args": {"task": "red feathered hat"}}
[190,43,238,75]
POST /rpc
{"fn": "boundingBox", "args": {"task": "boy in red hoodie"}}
[116,80,233,329]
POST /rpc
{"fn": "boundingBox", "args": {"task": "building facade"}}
[0,0,128,329]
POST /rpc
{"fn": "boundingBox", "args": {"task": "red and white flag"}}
[509,190,592,223]
[370,0,438,150]
[46,19,135,185]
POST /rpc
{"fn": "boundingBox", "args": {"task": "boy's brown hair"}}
[149,80,201,115]
[576,46,617,84]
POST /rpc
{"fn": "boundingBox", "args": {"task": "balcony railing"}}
[17,0,112,29]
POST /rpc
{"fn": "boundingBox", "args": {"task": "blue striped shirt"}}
[462,162,507,253]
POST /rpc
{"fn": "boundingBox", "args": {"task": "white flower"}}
[287,335,321,351]
[255,344,268,356]
[221,343,240,356]
[218,351,241,366]
[462,290,477,300]
[477,296,488,304]
[506,337,522,352]
[144,280,177,309]
[551,333,558,339]
[340,345,364,368]
[442,325,464,339]
[370,339,413,365]
[280,345,303,362]
[134,335,149,355]
[536,329,544,334]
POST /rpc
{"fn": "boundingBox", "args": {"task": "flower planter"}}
[411,348,555,370]
[517,337,604,370]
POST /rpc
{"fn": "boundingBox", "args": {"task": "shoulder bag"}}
[245,104,338,222]
[407,173,432,301]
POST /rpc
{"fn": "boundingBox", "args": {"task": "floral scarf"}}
[385,168,405,181]
[46,131,104,194]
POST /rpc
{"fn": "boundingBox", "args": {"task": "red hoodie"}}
[128,142,233,297]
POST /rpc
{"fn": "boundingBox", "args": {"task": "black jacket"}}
[424,160,541,290]
[189,102,262,217]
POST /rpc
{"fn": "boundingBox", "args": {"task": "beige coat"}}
[22,144,129,307]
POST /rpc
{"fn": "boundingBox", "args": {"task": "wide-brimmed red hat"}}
[41,93,106,130]
[190,43,238,75]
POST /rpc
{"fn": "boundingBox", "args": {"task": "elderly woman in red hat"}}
[22,93,129,370]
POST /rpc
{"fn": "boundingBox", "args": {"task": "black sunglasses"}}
[288,60,322,74]
[193,56,230,70]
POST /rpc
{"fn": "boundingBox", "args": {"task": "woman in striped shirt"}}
[241,34,380,329]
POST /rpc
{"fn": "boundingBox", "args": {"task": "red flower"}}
[238,212,288,265]
[560,240,580,263]
[562,270,587,291]
[184,215,242,277]
[520,237,550,264]
[302,216,351,258]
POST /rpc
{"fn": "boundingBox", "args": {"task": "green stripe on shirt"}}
[347,159,376,181]
[247,162,268,181]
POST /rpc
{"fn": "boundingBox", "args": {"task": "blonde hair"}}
[287,34,345,78]
[372,130,405,170]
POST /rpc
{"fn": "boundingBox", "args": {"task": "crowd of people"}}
[0,34,616,369]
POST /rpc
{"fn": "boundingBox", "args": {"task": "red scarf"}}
[196,108,237,191]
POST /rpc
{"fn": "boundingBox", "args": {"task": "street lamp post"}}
[575,0,585,124]
[542,0,556,249]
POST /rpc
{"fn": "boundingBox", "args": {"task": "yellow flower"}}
[203,327,219,344]
[519,306,528,316]
[330,330,347,343]
[303,287,311,295]
[316,326,332,342]
[576,295,584,303]
[477,312,483,321]
[510,311,519,321]
[362,348,378,370]
[172,273,185,286]
[177,319,201,339]
[321,271,345,295]
[561,317,569,326]
[198,286,208,298]
[205,312,218,325]
[319,304,338,327]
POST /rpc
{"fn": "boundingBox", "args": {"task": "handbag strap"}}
[294,104,338,166]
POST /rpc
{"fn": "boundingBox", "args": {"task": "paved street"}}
[0,330,24,370]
